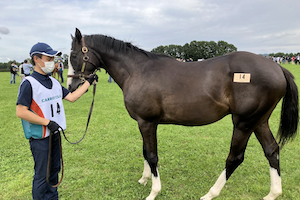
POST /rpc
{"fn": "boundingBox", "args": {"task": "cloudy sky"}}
[0,0,300,62]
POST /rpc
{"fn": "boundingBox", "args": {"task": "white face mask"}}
[38,58,55,74]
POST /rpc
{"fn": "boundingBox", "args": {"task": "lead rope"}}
[62,83,96,144]
[46,82,96,187]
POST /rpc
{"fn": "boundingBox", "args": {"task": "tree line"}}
[151,40,237,61]
[268,52,300,57]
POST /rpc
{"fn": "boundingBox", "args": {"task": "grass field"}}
[1,63,300,200]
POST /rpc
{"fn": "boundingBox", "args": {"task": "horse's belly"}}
[160,101,229,126]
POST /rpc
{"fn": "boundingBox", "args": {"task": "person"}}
[108,75,115,83]
[23,59,33,76]
[10,62,18,84]
[19,62,25,81]
[57,58,64,83]
[16,42,98,200]
[296,55,300,65]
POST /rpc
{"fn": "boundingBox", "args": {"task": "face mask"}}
[38,59,55,74]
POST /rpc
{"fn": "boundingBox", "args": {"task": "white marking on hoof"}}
[145,172,161,200]
[138,177,148,186]
[200,169,227,200]
[138,160,151,186]
[263,167,282,200]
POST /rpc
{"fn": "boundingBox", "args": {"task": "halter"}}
[67,37,97,83]
[80,37,90,82]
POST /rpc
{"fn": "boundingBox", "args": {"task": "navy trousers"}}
[29,134,61,200]
[59,71,64,83]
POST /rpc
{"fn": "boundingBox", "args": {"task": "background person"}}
[16,42,98,200]
[58,58,64,83]
[19,62,25,81]
[22,59,33,76]
[10,62,18,84]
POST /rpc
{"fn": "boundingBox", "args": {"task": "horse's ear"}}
[71,34,74,40]
[75,28,82,43]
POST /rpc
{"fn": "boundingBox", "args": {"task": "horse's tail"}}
[277,67,299,148]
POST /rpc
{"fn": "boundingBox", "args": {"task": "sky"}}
[0,0,300,63]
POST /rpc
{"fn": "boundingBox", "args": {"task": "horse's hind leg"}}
[254,123,282,200]
[201,119,253,200]
[138,120,161,200]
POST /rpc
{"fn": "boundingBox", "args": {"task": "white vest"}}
[22,76,66,139]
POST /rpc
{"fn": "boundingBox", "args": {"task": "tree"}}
[165,44,184,58]
[216,41,237,57]
[151,40,237,61]
[274,52,285,57]
[151,45,168,55]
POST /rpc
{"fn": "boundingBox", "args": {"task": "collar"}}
[31,71,53,89]
[32,71,50,79]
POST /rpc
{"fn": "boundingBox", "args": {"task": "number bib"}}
[22,76,66,139]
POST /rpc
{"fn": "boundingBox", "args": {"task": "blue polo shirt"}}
[17,71,70,107]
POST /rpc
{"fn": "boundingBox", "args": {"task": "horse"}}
[67,28,299,200]
[52,62,60,81]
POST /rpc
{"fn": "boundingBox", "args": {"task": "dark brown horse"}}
[67,29,298,200]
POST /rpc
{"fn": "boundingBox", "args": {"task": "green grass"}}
[1,63,300,200]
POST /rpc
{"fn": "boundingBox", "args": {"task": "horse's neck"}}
[106,63,130,88]
[103,53,143,89]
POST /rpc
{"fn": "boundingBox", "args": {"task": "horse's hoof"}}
[138,180,147,186]
[138,177,148,186]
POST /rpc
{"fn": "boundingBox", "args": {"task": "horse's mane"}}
[88,34,171,60]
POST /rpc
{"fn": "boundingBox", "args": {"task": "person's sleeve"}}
[16,80,32,107]
[62,85,70,99]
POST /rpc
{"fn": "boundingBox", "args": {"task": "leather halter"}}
[67,37,94,83]
[80,37,90,80]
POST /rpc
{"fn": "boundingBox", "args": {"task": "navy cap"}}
[30,42,62,57]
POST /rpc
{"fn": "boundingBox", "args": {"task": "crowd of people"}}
[9,58,64,84]
[269,55,300,64]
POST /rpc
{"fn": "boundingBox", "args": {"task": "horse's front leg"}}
[138,120,161,200]
[138,159,151,185]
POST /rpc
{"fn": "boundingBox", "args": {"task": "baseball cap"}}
[30,42,62,57]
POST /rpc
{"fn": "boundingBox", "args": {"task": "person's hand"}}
[87,74,98,85]
[47,120,61,134]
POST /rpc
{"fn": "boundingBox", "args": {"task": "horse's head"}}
[67,28,102,92]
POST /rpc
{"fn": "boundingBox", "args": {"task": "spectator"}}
[10,62,18,84]
[58,58,64,83]
[23,59,33,76]
[19,62,25,81]
[296,55,300,65]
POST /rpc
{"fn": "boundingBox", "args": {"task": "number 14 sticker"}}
[233,73,251,83]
